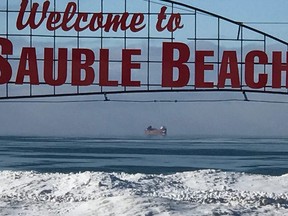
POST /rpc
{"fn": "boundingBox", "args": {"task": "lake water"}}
[1,136,288,175]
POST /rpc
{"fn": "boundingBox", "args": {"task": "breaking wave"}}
[1,169,288,215]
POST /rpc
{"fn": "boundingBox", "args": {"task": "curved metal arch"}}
[0,89,288,102]
[160,0,288,46]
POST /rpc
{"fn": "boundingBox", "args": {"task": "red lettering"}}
[167,14,183,32]
[195,51,214,88]
[272,51,288,88]
[0,38,12,84]
[74,13,90,32]
[72,49,95,86]
[245,51,268,89]
[62,2,77,31]
[156,6,183,32]
[129,14,146,32]
[4,37,286,92]
[105,13,129,32]
[89,14,104,31]
[156,7,167,31]
[16,48,39,85]
[122,49,141,87]
[44,48,68,86]
[16,1,145,33]
[16,0,49,30]
[99,49,118,86]
[162,42,190,87]
[46,12,62,31]
[218,51,240,88]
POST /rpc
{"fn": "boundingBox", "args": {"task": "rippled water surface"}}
[0,136,288,175]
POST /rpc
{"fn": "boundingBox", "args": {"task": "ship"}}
[145,126,167,136]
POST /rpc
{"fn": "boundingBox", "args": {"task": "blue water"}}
[0,136,288,176]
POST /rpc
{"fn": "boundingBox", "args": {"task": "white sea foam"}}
[0,169,288,215]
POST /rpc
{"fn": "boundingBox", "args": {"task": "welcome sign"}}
[1,0,288,99]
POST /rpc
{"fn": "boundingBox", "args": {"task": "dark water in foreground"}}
[0,136,288,176]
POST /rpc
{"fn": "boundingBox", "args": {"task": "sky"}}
[1,0,288,137]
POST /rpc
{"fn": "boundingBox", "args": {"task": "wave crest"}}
[1,170,288,215]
